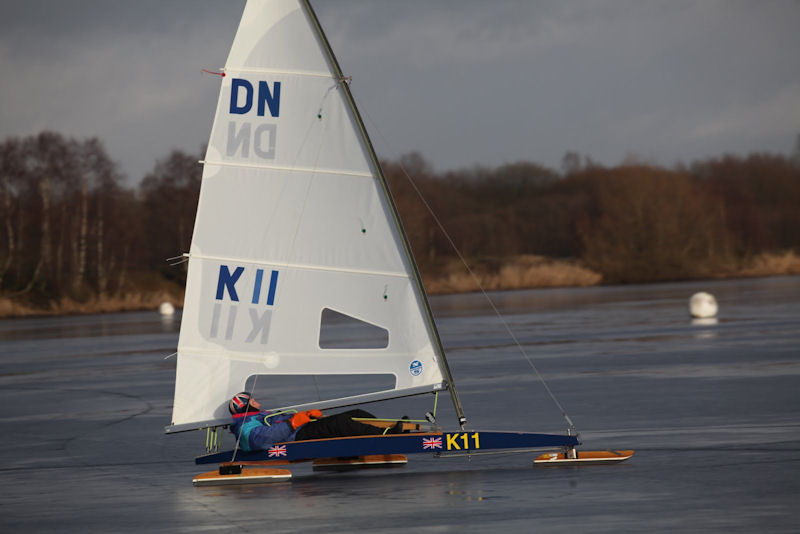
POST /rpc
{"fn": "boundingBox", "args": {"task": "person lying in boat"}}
[227,391,405,451]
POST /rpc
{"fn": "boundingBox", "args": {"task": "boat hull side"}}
[196,431,580,464]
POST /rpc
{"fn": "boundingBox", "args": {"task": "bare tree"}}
[0,139,22,287]
[139,149,203,282]
[578,165,731,282]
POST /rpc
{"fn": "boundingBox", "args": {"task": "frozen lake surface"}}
[1,276,798,532]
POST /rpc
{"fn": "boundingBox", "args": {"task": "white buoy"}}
[159,302,175,316]
[689,292,717,318]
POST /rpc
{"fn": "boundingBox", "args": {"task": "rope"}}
[353,417,428,424]
[261,409,298,427]
[204,427,220,453]
[358,102,578,435]
[166,255,188,266]
[289,83,341,405]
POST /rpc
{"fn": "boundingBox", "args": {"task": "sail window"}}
[318,308,389,349]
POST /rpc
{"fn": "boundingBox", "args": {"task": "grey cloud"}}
[1,0,798,183]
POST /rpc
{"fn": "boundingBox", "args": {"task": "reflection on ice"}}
[691,317,719,327]
[691,316,718,339]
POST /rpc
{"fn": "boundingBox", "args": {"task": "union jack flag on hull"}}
[268,445,287,457]
[422,437,442,450]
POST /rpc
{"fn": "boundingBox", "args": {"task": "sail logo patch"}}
[208,264,279,345]
[409,360,423,376]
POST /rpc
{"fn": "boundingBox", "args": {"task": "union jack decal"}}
[268,445,287,457]
[422,437,442,450]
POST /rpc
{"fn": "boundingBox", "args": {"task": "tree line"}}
[1,131,798,309]
[0,132,201,306]
[384,147,800,283]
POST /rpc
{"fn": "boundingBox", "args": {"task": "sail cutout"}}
[319,308,389,349]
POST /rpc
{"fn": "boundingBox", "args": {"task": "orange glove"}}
[307,409,323,419]
[290,411,311,429]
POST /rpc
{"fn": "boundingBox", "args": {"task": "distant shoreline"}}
[422,251,800,295]
[1,252,797,319]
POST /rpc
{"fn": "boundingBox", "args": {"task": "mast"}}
[301,0,466,429]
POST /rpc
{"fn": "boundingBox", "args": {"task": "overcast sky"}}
[1,0,799,184]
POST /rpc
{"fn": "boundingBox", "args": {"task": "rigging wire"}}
[285,81,342,405]
[358,101,578,436]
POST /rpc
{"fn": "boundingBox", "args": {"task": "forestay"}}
[168,0,451,432]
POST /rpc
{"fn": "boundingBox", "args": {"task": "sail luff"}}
[300,0,467,428]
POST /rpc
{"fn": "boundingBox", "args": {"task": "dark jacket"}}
[229,410,300,451]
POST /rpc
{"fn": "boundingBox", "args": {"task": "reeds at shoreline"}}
[1,251,797,319]
[0,290,183,318]
[423,255,602,294]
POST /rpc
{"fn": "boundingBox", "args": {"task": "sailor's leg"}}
[295,413,384,440]
[336,409,376,419]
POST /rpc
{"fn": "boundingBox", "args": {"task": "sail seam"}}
[224,66,333,79]
[201,159,373,178]
[175,348,421,359]
[184,252,410,279]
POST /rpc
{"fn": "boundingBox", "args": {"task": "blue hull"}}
[196,431,580,465]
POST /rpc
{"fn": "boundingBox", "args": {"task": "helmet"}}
[228,391,254,414]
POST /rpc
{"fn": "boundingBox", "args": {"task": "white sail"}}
[168,0,450,431]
